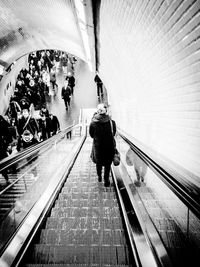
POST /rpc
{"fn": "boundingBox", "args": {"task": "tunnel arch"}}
[0,0,95,69]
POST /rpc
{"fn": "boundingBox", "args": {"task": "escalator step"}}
[39,229,126,246]
[45,216,123,230]
[31,244,129,265]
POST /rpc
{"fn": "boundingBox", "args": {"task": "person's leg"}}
[64,98,68,109]
[71,86,74,95]
[104,164,111,186]
[97,84,100,98]
[96,164,102,182]
[100,84,103,98]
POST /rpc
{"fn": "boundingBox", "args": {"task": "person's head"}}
[41,114,46,121]
[29,79,35,86]
[97,103,107,115]
[17,80,22,85]
[42,104,47,110]
[64,80,68,87]
[22,109,29,118]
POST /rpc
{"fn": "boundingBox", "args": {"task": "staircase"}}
[24,138,132,266]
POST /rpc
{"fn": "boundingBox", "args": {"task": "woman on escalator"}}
[89,103,116,187]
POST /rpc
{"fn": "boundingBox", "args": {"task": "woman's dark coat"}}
[89,113,116,166]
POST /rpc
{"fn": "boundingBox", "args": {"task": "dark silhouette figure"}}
[61,81,71,110]
[94,73,103,100]
[89,104,116,187]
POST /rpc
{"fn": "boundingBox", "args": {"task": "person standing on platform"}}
[50,66,58,96]
[61,80,71,110]
[94,72,103,101]
[89,104,116,187]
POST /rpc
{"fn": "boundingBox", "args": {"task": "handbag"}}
[110,120,120,166]
[113,148,120,166]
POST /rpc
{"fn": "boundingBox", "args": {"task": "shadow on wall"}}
[126,148,147,185]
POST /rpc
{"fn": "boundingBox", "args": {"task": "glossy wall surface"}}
[99,0,200,178]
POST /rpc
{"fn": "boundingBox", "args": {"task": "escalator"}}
[0,121,199,267]
[0,123,159,267]
[19,138,133,266]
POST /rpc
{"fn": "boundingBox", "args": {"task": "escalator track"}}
[17,137,135,266]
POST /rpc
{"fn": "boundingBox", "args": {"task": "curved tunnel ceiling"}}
[0,0,95,69]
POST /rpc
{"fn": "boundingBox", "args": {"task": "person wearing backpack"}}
[17,109,39,151]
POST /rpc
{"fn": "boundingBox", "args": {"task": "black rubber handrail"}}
[117,129,200,220]
[0,124,78,172]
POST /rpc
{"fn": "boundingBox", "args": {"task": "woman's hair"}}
[97,103,107,114]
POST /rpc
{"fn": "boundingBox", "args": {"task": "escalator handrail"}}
[117,128,200,219]
[0,123,80,172]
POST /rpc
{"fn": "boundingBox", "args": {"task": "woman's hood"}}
[92,113,110,123]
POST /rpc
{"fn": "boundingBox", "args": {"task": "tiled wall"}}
[100,0,200,177]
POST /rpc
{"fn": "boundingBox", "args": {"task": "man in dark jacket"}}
[66,73,75,95]
[61,81,71,110]
[38,114,52,141]
[89,104,116,187]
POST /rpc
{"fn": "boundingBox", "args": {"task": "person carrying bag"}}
[89,104,117,187]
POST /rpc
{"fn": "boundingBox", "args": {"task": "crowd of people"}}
[0,49,77,184]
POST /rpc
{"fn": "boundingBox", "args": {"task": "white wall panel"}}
[100,0,200,178]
